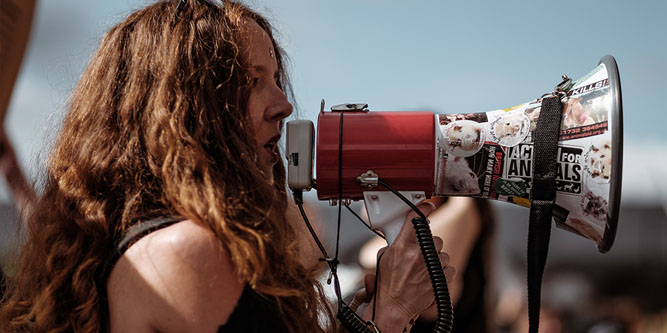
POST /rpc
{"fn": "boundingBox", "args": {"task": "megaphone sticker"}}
[584,139,612,183]
[441,120,486,157]
[488,110,531,147]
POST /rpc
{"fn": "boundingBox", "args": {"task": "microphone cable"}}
[377,179,454,333]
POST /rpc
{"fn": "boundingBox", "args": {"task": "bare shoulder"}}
[107,220,244,333]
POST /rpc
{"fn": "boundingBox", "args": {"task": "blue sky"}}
[4,0,667,204]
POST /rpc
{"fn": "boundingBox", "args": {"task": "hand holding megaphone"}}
[349,201,456,331]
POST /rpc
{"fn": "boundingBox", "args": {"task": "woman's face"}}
[244,19,293,182]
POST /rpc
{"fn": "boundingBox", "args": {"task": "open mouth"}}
[263,135,280,163]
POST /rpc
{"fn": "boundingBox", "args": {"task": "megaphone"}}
[287,55,622,253]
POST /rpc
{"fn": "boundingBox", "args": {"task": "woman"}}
[0,1,452,332]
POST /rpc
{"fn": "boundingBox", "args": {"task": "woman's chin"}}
[259,163,274,184]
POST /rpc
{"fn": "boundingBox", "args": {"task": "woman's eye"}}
[251,77,260,87]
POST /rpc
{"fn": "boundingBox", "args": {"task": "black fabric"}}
[527,95,563,333]
[106,217,289,332]
[217,286,288,332]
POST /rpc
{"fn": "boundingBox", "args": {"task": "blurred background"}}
[2,0,666,331]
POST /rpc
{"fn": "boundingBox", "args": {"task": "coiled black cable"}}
[377,179,454,333]
[338,306,374,333]
[411,216,454,333]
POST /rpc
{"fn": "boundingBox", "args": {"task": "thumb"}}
[393,202,436,245]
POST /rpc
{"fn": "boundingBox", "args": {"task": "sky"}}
[3,0,667,206]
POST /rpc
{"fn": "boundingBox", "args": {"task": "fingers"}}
[439,251,456,282]
[438,250,450,267]
[433,236,444,252]
[349,288,368,312]
[349,273,377,312]
[395,202,436,245]
[406,202,436,222]
[444,266,456,282]
[438,250,455,282]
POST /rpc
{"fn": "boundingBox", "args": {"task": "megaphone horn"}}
[287,55,622,253]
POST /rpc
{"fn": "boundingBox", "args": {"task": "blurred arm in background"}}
[0,129,37,299]
[0,129,36,219]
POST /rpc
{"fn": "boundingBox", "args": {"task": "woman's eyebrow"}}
[252,65,267,73]
[252,65,278,76]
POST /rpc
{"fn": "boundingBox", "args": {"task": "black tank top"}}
[106,217,289,332]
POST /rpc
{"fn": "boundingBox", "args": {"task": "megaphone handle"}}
[363,191,426,245]
[363,189,454,332]
[378,215,406,246]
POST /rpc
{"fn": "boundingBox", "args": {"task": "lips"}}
[263,134,281,163]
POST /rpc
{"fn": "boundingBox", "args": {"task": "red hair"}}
[0,1,331,331]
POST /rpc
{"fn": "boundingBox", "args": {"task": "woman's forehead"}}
[241,19,276,70]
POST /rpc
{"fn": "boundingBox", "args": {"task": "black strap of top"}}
[97,216,182,332]
[527,95,563,333]
[103,216,184,281]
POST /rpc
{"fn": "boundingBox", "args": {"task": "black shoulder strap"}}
[104,216,183,279]
[97,216,183,332]
[116,217,184,255]
[527,95,563,333]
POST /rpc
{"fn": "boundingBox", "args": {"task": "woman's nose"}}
[265,89,293,122]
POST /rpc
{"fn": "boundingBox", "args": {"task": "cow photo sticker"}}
[489,111,530,147]
[442,120,485,157]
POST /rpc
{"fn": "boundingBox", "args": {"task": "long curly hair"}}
[0,1,331,331]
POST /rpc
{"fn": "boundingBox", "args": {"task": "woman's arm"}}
[107,220,244,333]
